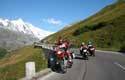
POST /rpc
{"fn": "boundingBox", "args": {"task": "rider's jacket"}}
[80,45,87,49]
[87,44,94,48]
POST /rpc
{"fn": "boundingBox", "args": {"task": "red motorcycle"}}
[48,47,68,72]
[55,48,68,73]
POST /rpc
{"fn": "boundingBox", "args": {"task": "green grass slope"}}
[44,1,125,51]
[0,46,47,80]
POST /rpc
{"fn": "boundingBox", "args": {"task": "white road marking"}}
[114,62,125,70]
[96,50,125,56]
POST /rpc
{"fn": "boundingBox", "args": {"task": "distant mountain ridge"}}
[0,18,53,51]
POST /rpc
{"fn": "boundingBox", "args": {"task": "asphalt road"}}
[38,49,125,80]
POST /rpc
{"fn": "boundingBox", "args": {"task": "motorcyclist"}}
[79,42,89,59]
[62,40,70,51]
[87,41,93,48]
[58,39,72,61]
[48,37,63,68]
[56,37,63,46]
[80,42,88,55]
[54,37,63,52]
[59,40,69,53]
[87,41,95,56]
[60,40,73,67]
[80,42,88,49]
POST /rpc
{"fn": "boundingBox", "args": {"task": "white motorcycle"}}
[80,47,88,60]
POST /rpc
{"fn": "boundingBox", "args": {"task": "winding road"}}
[38,49,125,80]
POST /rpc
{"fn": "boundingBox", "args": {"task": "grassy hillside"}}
[44,1,125,51]
[0,46,47,80]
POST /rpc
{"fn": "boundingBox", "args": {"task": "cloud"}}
[43,18,62,25]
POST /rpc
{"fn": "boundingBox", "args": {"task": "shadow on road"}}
[75,56,83,60]
[51,66,67,74]
[74,54,88,60]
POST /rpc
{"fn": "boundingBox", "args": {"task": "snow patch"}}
[0,18,53,39]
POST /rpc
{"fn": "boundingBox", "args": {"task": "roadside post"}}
[25,62,36,80]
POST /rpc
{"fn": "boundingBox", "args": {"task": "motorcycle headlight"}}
[57,51,62,54]
[83,50,87,52]
[69,59,72,62]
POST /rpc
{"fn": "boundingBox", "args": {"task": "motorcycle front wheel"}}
[60,60,67,73]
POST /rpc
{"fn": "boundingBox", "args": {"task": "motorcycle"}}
[48,48,68,73]
[56,48,68,73]
[80,46,88,60]
[88,45,95,56]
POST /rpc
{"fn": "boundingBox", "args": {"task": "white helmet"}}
[82,42,85,45]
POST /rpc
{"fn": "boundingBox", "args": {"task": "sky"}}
[0,0,116,32]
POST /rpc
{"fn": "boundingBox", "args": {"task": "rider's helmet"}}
[88,41,93,47]
[88,41,92,45]
[82,42,85,45]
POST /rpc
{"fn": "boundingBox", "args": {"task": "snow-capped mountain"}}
[0,18,53,40]
[0,18,53,51]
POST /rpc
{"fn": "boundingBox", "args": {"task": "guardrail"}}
[34,43,54,50]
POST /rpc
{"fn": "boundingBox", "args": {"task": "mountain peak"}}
[0,18,53,39]
[11,18,25,26]
[16,18,24,23]
[0,18,9,26]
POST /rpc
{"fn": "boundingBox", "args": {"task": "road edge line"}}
[114,62,125,71]
[96,50,125,56]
